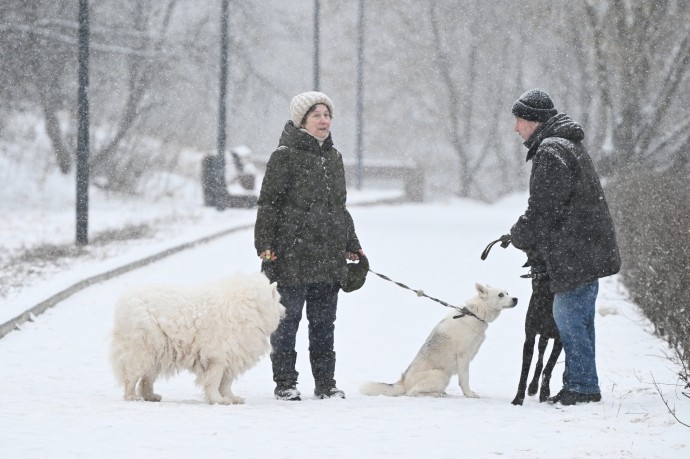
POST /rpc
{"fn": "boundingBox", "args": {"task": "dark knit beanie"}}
[512,89,558,123]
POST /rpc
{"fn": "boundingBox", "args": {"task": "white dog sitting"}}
[360,283,517,398]
[110,272,284,405]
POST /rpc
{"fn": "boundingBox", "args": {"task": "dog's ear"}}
[475,282,488,297]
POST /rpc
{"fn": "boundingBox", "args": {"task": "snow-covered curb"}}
[0,223,254,339]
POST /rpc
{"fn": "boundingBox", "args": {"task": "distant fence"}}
[251,156,425,202]
[344,159,425,202]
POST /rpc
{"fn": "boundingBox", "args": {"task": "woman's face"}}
[302,104,332,138]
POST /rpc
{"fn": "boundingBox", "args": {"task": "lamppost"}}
[216,0,230,210]
[355,0,364,190]
[313,0,320,90]
[76,0,90,245]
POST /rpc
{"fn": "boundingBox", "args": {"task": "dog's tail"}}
[359,377,406,397]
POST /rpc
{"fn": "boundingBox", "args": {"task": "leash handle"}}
[480,234,511,260]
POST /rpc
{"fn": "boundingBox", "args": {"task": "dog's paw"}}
[210,395,245,405]
[143,393,162,402]
[124,394,143,401]
[463,391,480,398]
[227,396,245,405]
[511,396,525,406]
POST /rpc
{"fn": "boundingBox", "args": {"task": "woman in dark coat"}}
[255,91,364,401]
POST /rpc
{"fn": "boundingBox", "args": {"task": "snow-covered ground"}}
[1,164,688,458]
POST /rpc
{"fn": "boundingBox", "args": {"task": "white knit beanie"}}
[290,91,334,127]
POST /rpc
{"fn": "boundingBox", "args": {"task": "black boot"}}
[271,351,301,401]
[310,351,345,399]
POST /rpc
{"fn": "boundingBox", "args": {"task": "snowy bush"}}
[608,167,690,372]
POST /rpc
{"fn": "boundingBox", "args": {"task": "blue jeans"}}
[552,280,600,394]
[270,283,339,353]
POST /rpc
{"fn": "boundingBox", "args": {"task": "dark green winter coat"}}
[510,113,621,293]
[254,121,361,286]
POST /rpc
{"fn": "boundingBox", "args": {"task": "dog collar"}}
[452,307,485,322]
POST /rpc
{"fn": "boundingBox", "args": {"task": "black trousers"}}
[270,282,339,353]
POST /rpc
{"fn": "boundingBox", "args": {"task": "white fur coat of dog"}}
[110,272,284,405]
[360,283,517,398]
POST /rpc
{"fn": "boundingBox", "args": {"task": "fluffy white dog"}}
[360,283,517,398]
[110,272,284,405]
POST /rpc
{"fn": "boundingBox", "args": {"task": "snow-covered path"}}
[1,198,687,458]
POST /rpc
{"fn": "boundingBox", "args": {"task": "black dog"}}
[481,237,562,406]
[511,263,562,406]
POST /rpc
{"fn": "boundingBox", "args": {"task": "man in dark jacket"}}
[509,89,621,406]
[255,91,364,401]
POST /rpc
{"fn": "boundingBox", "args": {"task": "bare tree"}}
[427,2,471,196]
[424,1,528,199]
[1,1,77,173]
[0,0,179,178]
[88,1,179,186]
[582,0,690,172]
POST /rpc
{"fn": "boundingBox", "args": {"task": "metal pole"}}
[355,0,364,190]
[76,0,90,245]
[216,0,229,210]
[313,0,320,90]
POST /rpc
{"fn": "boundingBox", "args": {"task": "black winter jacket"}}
[254,121,361,286]
[510,114,621,293]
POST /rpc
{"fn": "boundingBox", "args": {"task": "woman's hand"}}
[259,250,277,261]
[346,248,365,261]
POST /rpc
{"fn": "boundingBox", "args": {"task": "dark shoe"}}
[271,351,300,401]
[314,385,345,399]
[549,389,601,406]
[560,390,601,406]
[274,385,301,401]
[310,351,343,399]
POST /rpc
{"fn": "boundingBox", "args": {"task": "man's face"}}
[513,117,541,141]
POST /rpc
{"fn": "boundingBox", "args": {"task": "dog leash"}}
[481,235,549,280]
[480,234,512,260]
[368,269,485,322]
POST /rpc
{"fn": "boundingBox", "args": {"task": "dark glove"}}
[261,259,278,283]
